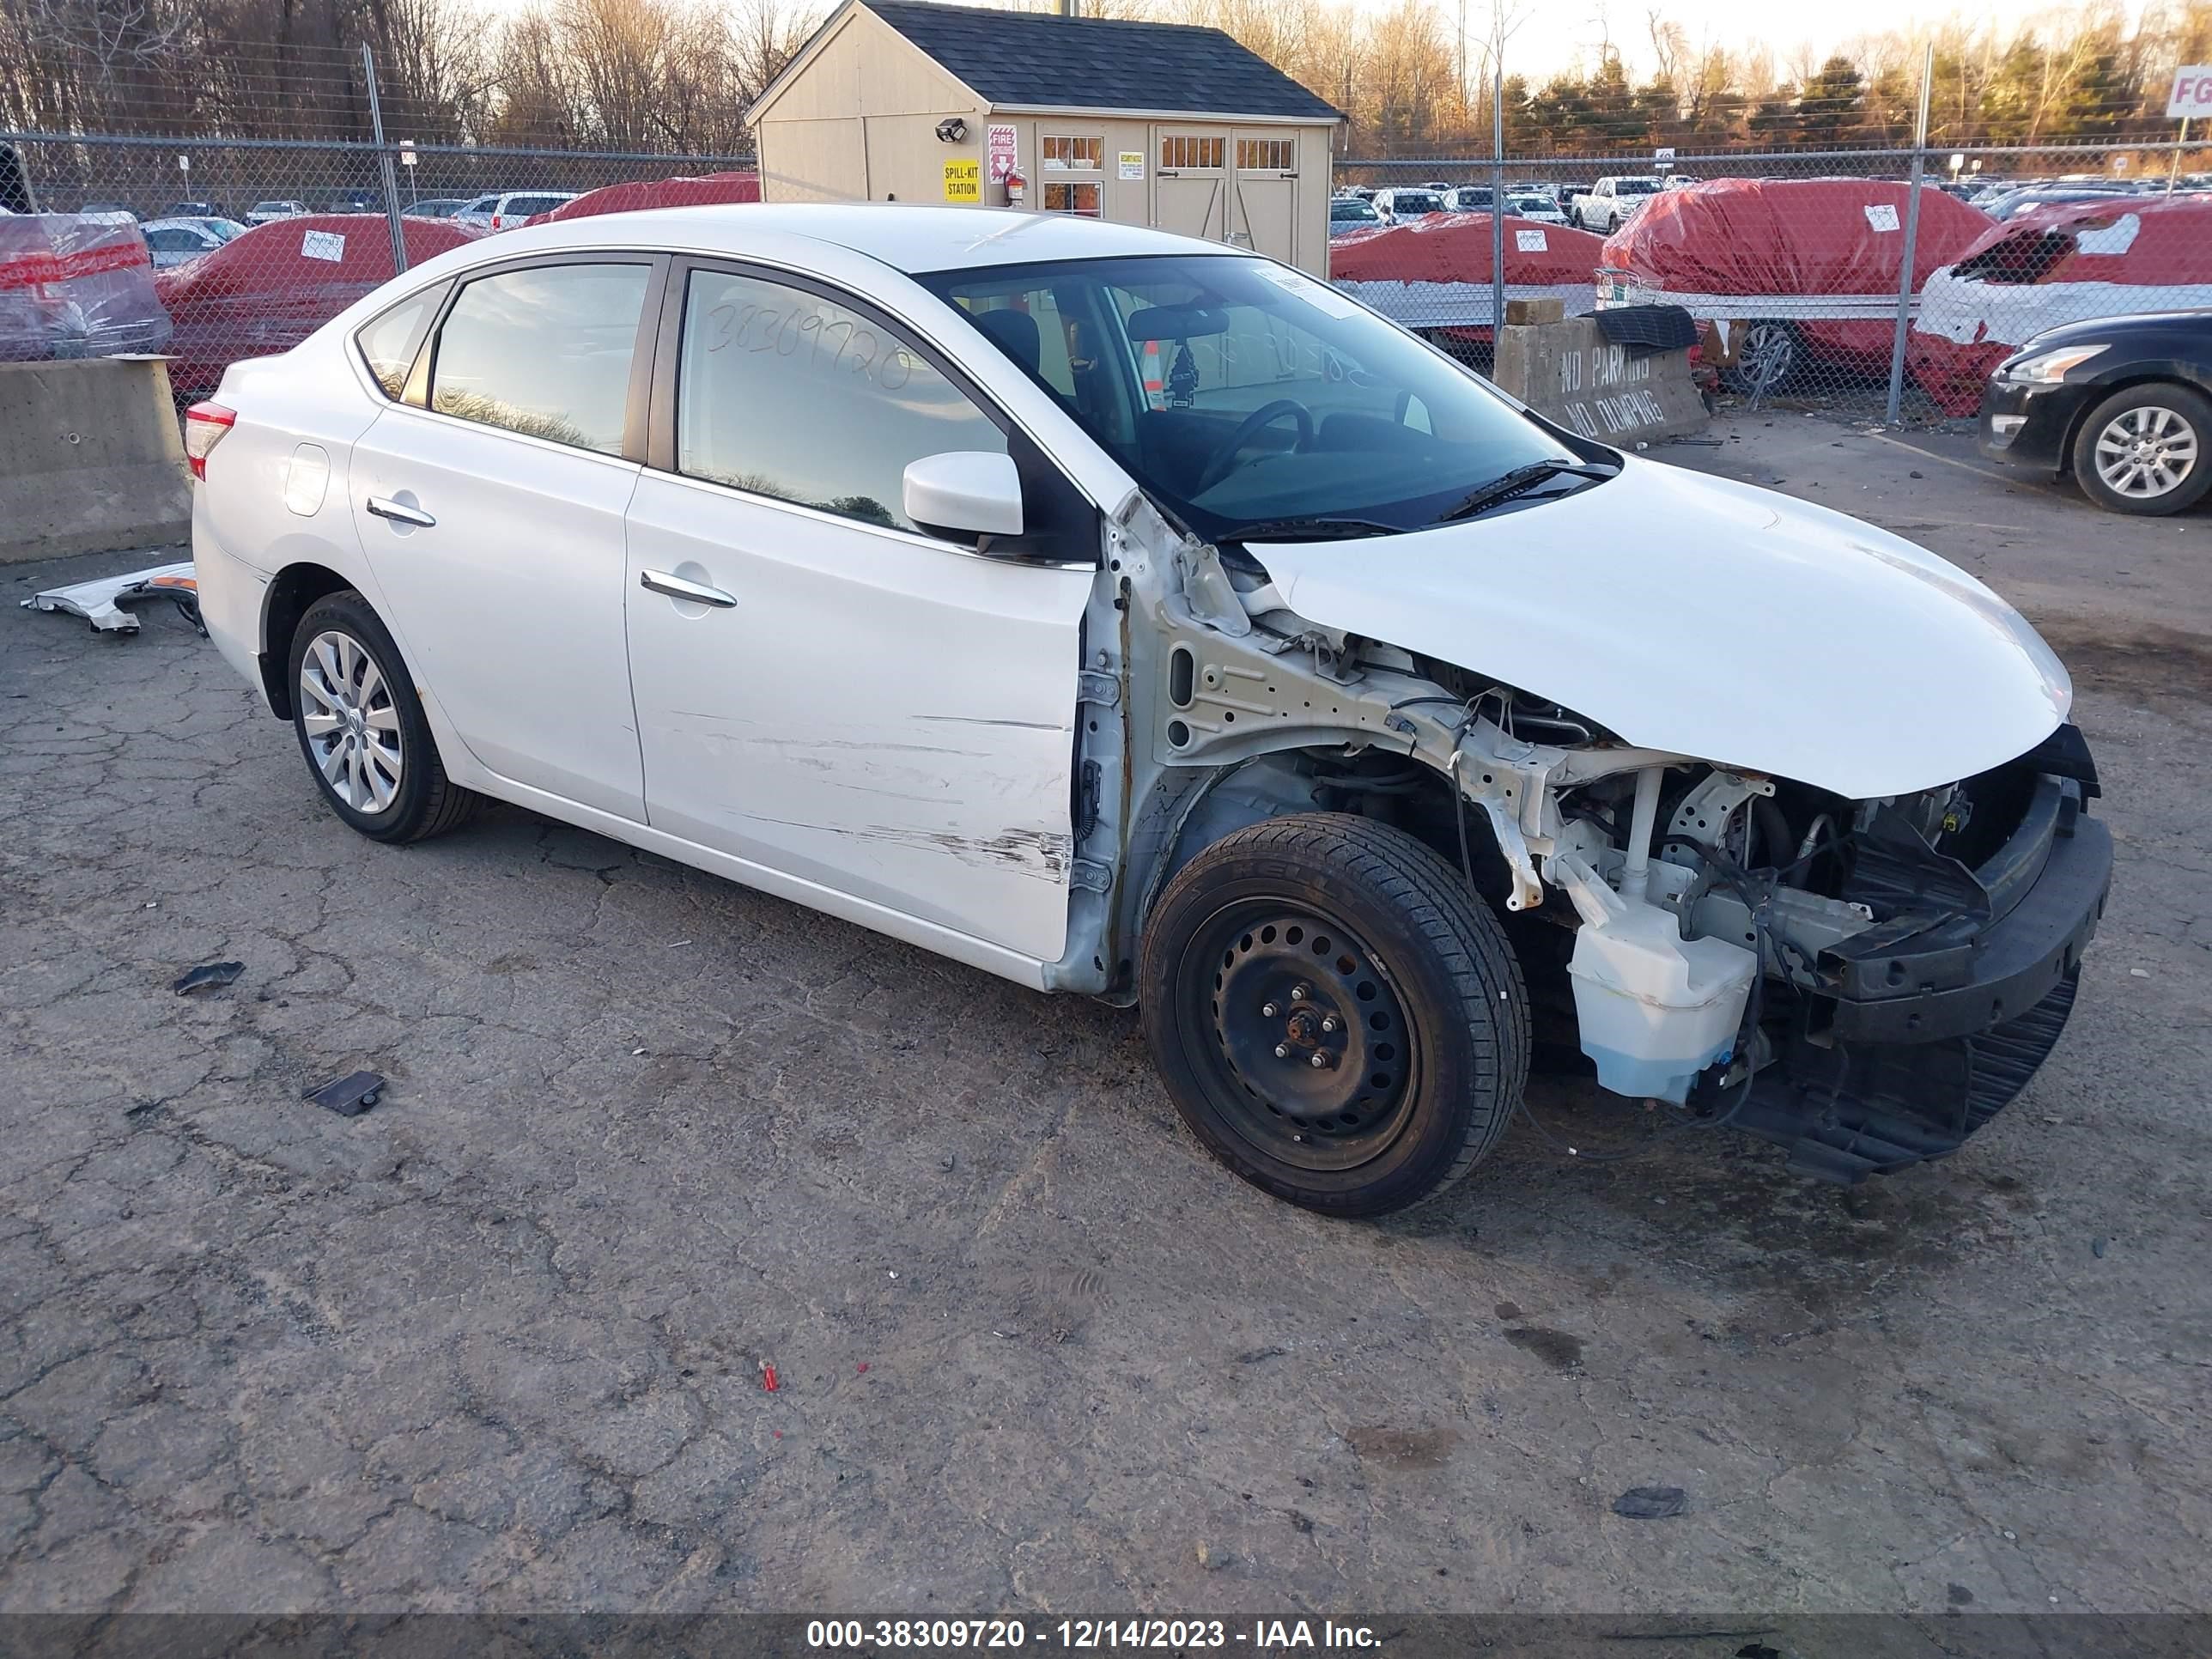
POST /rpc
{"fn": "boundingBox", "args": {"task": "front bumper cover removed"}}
[1731,730,2112,1182]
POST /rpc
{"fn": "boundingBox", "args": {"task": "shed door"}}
[1231,131,1299,265]
[1152,129,1225,241]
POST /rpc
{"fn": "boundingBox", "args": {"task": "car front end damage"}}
[1547,726,2111,1180]
[1081,482,2110,1184]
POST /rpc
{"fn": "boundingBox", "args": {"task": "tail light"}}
[183,401,235,481]
[491,213,505,230]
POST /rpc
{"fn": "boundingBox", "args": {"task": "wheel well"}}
[258,563,353,719]
[2057,375,2197,477]
[1161,751,1516,914]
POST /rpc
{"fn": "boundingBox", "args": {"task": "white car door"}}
[349,255,660,820]
[623,262,1097,965]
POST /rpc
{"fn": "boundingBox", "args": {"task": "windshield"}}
[1331,201,1379,222]
[1389,191,1444,214]
[918,252,1589,541]
[1508,195,1552,213]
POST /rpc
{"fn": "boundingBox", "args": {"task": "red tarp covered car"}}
[1909,194,2212,415]
[1599,177,1990,392]
[155,213,477,398]
[530,171,762,225]
[1328,212,1608,344]
[0,214,171,361]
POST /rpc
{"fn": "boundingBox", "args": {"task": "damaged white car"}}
[189,206,2111,1216]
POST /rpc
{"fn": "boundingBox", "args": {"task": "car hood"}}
[1248,458,2070,800]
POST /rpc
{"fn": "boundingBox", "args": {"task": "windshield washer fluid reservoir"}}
[1551,854,1758,1105]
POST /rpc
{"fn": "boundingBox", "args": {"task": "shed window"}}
[1042,136,1103,173]
[1160,136,1224,172]
[1042,181,1102,217]
[1237,138,1295,171]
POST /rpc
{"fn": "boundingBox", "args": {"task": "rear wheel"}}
[288,591,478,843]
[2071,383,2210,516]
[1139,813,1528,1217]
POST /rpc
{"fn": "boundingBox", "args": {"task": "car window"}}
[428,263,650,453]
[674,267,1007,535]
[922,252,1576,541]
[356,289,441,399]
[146,227,204,252]
[507,195,566,216]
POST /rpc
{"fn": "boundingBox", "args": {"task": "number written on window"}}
[676,269,1006,535]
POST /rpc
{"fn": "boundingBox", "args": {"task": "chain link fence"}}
[1332,134,2211,423]
[8,32,2209,429]
[3,38,753,412]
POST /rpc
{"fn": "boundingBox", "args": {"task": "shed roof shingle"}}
[862,1,1342,122]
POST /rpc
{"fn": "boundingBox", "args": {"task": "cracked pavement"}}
[2,419,2208,1618]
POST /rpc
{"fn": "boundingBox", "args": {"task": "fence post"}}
[1884,42,1934,424]
[1489,58,1505,354]
[362,45,408,276]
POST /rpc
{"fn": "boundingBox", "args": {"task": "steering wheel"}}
[1193,398,1315,495]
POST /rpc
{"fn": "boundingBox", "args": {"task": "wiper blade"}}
[1437,459,1613,523]
[1227,516,1401,542]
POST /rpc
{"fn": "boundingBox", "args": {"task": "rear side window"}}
[428,263,650,453]
[673,267,1006,533]
[506,195,567,216]
[355,291,438,399]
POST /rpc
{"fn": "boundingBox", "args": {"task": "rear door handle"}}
[365,495,435,528]
[641,569,737,608]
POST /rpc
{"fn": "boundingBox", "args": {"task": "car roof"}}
[471,201,1241,272]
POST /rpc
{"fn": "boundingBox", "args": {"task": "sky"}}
[460,0,2126,86]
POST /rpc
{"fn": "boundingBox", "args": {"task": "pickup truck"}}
[1572,175,1663,234]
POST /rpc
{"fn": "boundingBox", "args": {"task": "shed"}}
[747,0,1343,274]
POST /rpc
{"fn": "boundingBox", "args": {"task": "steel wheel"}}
[1184,901,1420,1174]
[298,629,404,814]
[2092,404,2198,501]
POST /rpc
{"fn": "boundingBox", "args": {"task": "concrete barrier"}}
[1,356,191,563]
[1492,313,1707,446]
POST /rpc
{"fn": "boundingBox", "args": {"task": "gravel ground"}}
[2,416,2207,1621]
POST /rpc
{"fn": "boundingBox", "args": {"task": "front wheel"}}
[1139,814,1529,1217]
[2071,383,2210,516]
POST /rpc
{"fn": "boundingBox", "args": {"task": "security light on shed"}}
[936,118,969,143]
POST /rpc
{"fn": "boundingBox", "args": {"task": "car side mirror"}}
[902,451,1024,549]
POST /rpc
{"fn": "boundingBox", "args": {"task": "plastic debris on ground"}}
[173,960,244,994]
[760,1361,779,1392]
[1612,1485,1689,1519]
[23,562,198,635]
[304,1071,385,1116]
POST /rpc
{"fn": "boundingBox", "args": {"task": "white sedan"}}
[187,204,2107,1215]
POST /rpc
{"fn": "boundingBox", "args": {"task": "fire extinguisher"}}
[1006,168,1027,208]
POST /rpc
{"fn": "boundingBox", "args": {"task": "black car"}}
[1978,311,2212,516]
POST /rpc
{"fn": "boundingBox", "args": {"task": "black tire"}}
[287,590,478,843]
[2069,382,2212,517]
[1139,813,1529,1218]
[1720,319,1801,395]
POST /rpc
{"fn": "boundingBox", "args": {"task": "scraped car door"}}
[622,262,1095,964]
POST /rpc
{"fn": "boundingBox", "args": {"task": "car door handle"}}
[365,495,436,528]
[640,569,738,608]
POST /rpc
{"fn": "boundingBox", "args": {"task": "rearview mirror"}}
[902,451,1024,546]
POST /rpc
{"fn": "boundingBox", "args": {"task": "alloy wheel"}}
[298,629,404,813]
[2093,404,2198,500]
